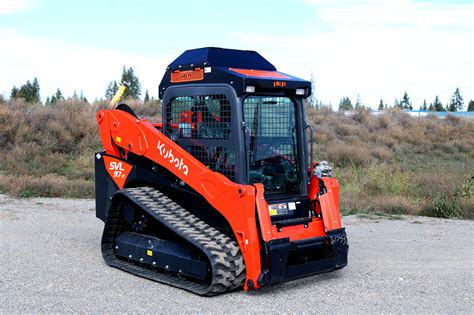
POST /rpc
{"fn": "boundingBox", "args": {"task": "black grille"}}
[166,94,235,181]
[166,95,231,140]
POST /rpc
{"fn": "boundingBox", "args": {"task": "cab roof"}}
[159,47,311,99]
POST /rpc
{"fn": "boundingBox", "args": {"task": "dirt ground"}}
[1,194,472,313]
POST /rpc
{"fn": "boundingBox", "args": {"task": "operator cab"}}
[159,47,312,222]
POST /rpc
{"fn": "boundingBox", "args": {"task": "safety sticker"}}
[268,203,288,216]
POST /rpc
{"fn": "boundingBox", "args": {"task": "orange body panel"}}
[97,109,342,290]
[308,175,342,231]
[228,68,290,79]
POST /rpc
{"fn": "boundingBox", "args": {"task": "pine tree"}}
[467,100,474,111]
[32,77,40,103]
[121,66,142,99]
[400,91,412,110]
[45,96,51,105]
[15,78,41,103]
[428,103,434,111]
[10,86,19,99]
[433,95,444,111]
[338,97,353,111]
[144,90,150,103]
[378,99,384,110]
[106,81,119,99]
[420,99,427,111]
[50,95,57,104]
[448,88,464,112]
[55,88,63,102]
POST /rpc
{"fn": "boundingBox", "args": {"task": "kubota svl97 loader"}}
[95,47,348,296]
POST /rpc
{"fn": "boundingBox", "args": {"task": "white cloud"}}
[0,0,35,15]
[234,0,474,108]
[0,0,472,109]
[0,28,173,100]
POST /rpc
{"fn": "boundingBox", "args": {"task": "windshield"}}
[243,96,300,195]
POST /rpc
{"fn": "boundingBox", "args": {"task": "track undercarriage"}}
[102,187,246,296]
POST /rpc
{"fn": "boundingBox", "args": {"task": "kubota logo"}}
[157,140,189,176]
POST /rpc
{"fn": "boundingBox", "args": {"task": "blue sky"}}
[1,0,473,109]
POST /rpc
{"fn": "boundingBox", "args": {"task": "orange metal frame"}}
[97,109,343,290]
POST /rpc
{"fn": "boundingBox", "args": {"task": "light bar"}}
[296,88,305,95]
[246,86,256,93]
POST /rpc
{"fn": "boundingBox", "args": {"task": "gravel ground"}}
[0,194,473,313]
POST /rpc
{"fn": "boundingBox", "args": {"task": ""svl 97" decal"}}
[102,155,133,189]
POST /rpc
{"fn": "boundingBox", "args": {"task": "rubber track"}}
[101,187,246,296]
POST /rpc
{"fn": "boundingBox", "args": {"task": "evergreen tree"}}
[105,81,119,99]
[448,88,464,112]
[428,102,434,111]
[338,97,353,111]
[10,86,19,99]
[144,90,150,103]
[467,100,474,111]
[420,99,427,111]
[433,95,444,111]
[378,99,384,110]
[121,66,142,99]
[45,96,51,105]
[50,95,57,104]
[54,88,63,102]
[400,91,412,110]
[32,77,40,102]
[16,78,41,103]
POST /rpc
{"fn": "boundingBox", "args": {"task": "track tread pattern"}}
[101,187,246,296]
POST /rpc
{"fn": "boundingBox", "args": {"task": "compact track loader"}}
[95,47,348,295]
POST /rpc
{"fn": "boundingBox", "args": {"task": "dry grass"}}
[305,107,473,219]
[0,98,472,218]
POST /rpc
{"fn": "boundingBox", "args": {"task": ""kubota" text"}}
[157,140,189,176]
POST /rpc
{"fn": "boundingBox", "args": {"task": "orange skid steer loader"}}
[95,47,348,296]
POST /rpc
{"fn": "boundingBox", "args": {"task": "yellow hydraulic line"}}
[108,81,130,109]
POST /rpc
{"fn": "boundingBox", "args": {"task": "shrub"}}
[0,100,472,221]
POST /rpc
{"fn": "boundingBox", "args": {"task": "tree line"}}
[7,68,474,112]
[338,89,473,112]
[8,66,152,105]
